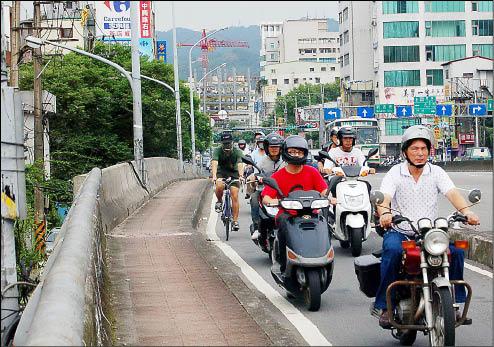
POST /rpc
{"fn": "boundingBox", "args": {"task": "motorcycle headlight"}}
[311,199,329,209]
[280,200,303,210]
[265,206,279,217]
[344,194,363,207]
[424,229,449,256]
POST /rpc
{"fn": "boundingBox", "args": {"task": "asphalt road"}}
[214,171,493,346]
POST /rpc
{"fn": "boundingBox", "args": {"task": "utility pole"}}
[319,84,325,148]
[130,1,145,184]
[171,1,183,171]
[33,0,45,254]
[9,1,20,87]
[474,91,479,147]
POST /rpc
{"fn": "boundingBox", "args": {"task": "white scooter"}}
[319,148,378,257]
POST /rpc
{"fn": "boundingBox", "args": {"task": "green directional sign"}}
[488,99,493,112]
[414,96,436,115]
[375,104,395,114]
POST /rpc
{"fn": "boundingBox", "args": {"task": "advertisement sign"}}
[458,133,475,145]
[95,1,131,42]
[156,40,166,62]
[139,38,153,61]
[139,1,152,38]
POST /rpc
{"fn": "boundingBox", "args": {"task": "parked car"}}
[461,147,492,161]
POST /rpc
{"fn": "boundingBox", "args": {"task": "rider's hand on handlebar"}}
[257,176,263,184]
[464,211,480,225]
[369,168,376,174]
[379,213,393,229]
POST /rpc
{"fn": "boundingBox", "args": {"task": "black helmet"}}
[238,139,246,149]
[256,135,266,150]
[254,131,265,138]
[263,132,284,149]
[281,135,308,165]
[337,126,356,146]
[330,128,338,137]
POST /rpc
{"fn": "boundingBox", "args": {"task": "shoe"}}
[379,310,392,329]
[455,310,472,325]
[251,230,260,240]
[215,201,222,213]
[232,221,240,231]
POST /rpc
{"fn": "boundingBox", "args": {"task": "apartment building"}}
[259,18,340,116]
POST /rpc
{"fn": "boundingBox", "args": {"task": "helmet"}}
[337,126,356,146]
[256,135,266,150]
[322,141,333,152]
[254,131,265,139]
[401,125,433,153]
[264,133,284,160]
[238,139,246,149]
[330,128,338,137]
[281,135,309,165]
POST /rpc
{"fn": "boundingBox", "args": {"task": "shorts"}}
[217,173,240,188]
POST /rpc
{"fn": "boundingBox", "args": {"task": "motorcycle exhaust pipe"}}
[414,296,425,321]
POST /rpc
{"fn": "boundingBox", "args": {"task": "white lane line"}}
[465,262,493,278]
[206,195,331,346]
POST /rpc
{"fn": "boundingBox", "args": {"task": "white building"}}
[259,18,340,116]
[338,0,494,105]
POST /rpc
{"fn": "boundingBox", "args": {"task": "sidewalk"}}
[105,179,294,346]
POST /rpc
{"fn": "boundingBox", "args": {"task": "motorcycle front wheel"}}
[304,269,321,311]
[350,227,364,257]
[429,286,455,347]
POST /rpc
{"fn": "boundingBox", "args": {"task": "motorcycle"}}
[319,148,378,257]
[354,189,480,346]
[260,176,334,311]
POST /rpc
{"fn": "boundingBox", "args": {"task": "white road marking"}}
[206,195,331,346]
[465,262,493,278]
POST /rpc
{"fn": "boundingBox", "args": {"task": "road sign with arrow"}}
[396,105,412,117]
[357,106,374,118]
[436,104,452,116]
[324,108,341,120]
[468,104,487,116]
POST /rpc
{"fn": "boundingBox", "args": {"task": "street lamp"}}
[24,35,146,182]
[188,27,228,165]
[198,62,227,115]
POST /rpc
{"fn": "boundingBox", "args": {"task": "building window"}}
[299,48,317,54]
[271,69,276,73]
[425,21,465,37]
[384,70,421,87]
[270,42,275,49]
[294,78,299,84]
[319,57,337,63]
[60,27,73,38]
[331,67,336,71]
[270,53,276,60]
[340,56,343,67]
[344,54,350,66]
[271,79,277,85]
[315,77,321,83]
[383,21,419,38]
[385,118,421,136]
[472,20,493,36]
[472,1,493,12]
[473,44,494,58]
[309,67,315,72]
[425,1,465,12]
[284,78,290,84]
[339,34,343,46]
[300,58,318,62]
[320,48,333,53]
[321,67,327,72]
[426,69,444,86]
[343,31,349,44]
[384,45,420,63]
[342,7,349,21]
[382,1,419,14]
[425,44,466,61]
[65,1,73,9]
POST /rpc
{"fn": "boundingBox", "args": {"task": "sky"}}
[144,1,338,31]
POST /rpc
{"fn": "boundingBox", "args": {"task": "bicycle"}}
[216,177,239,241]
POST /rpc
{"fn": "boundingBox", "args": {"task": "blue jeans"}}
[374,230,466,310]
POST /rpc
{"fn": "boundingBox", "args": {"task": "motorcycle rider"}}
[246,133,266,199]
[374,125,480,328]
[317,127,339,173]
[250,132,286,242]
[211,132,245,231]
[238,139,250,156]
[262,135,329,272]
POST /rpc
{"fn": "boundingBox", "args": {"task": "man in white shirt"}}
[374,125,480,329]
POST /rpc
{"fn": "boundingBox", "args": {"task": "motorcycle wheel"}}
[350,227,364,257]
[339,240,350,249]
[429,286,455,347]
[304,269,321,311]
[398,329,417,346]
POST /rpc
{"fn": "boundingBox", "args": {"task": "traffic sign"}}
[414,96,436,115]
[324,108,341,120]
[357,106,374,118]
[487,99,493,112]
[436,104,452,116]
[468,104,487,116]
[375,104,394,114]
[396,105,412,117]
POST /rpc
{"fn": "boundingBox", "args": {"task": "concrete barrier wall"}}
[376,160,493,173]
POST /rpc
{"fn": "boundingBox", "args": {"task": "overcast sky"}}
[154,1,339,31]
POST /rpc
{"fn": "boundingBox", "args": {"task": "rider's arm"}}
[237,162,244,179]
[377,193,393,228]
[262,194,279,206]
[445,188,480,225]
[211,160,218,181]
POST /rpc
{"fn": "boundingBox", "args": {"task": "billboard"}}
[156,40,166,63]
[139,38,154,61]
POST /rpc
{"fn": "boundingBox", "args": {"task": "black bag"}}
[354,255,381,298]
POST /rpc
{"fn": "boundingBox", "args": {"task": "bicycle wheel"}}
[224,191,232,240]
[225,218,231,241]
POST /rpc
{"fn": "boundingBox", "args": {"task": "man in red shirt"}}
[262,135,329,272]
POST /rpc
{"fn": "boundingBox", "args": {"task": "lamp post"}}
[198,62,227,116]
[188,27,227,166]
[24,36,146,182]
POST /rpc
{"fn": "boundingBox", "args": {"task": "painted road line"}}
[206,195,331,346]
[465,262,493,278]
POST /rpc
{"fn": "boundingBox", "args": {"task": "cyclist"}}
[261,135,329,272]
[317,127,339,173]
[211,132,244,231]
[250,132,286,241]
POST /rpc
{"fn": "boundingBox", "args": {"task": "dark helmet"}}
[263,132,284,149]
[330,128,338,137]
[238,139,247,149]
[337,126,356,146]
[256,135,266,150]
[281,135,308,165]
[254,131,265,139]
[401,125,434,153]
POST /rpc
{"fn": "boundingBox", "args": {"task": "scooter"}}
[260,176,334,311]
[319,148,378,257]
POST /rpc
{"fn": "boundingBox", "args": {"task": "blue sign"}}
[396,105,413,117]
[436,104,452,116]
[468,104,487,116]
[139,38,154,62]
[156,40,167,63]
[324,108,341,120]
[357,106,374,118]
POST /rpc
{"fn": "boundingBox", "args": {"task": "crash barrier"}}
[376,160,493,173]
[15,158,202,346]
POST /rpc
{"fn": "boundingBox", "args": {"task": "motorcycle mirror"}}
[370,190,384,205]
[318,150,337,165]
[367,147,379,158]
[262,177,285,198]
[241,155,254,166]
[468,189,481,203]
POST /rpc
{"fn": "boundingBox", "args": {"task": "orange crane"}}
[178,29,249,71]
